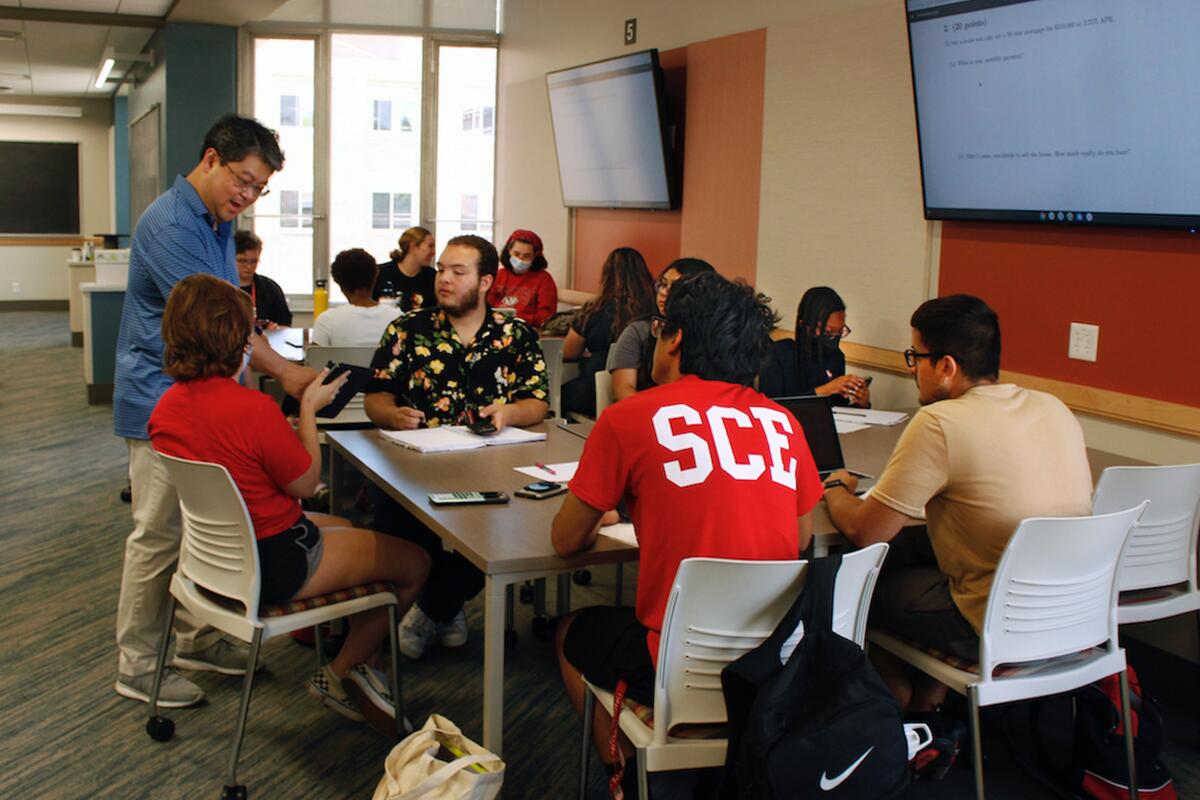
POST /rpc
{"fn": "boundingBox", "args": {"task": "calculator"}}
[428,491,510,506]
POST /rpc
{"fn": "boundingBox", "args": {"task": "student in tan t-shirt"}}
[824,295,1091,712]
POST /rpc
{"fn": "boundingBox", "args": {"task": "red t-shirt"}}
[486,268,558,328]
[149,376,311,539]
[569,375,824,664]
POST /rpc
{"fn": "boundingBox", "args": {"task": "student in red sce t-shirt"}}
[148,274,430,736]
[551,271,824,777]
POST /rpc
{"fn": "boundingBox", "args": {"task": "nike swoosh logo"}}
[819,746,874,791]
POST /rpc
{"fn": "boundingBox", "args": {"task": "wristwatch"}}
[823,479,847,492]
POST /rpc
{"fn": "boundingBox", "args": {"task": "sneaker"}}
[115,669,205,708]
[437,610,469,648]
[397,605,438,660]
[344,664,411,737]
[907,710,965,781]
[306,665,364,723]
[172,638,256,676]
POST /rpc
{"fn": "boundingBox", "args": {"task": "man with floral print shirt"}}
[365,234,549,656]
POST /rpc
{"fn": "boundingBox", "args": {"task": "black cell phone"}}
[466,407,497,436]
[515,481,567,500]
[428,491,509,506]
[315,361,372,419]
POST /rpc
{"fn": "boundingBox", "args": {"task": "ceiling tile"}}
[115,0,175,15]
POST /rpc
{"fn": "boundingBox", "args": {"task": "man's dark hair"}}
[662,272,779,386]
[234,229,262,254]
[199,114,285,172]
[910,294,1001,381]
[446,234,499,280]
[330,248,379,296]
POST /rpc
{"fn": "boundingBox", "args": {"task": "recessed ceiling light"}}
[0,31,22,42]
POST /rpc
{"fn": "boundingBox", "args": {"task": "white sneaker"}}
[437,609,469,648]
[397,605,438,660]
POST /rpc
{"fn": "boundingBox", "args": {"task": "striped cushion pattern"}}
[261,582,397,618]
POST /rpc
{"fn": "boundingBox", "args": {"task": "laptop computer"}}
[773,395,875,487]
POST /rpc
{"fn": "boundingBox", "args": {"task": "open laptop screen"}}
[774,395,845,475]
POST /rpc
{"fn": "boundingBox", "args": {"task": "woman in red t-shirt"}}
[149,274,431,735]
[487,228,558,327]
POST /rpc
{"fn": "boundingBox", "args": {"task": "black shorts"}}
[870,531,978,661]
[563,605,656,706]
[257,514,324,607]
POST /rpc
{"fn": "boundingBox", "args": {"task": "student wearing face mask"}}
[758,286,871,406]
[487,228,558,328]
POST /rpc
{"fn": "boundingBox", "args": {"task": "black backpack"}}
[719,555,910,799]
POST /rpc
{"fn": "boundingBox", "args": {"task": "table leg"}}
[483,575,506,756]
[328,446,341,516]
[556,573,571,617]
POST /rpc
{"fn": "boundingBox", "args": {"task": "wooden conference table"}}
[325,418,1139,755]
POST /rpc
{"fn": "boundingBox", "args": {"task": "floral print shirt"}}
[367,307,549,427]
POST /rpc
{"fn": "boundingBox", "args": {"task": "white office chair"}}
[304,345,377,427]
[868,504,1148,800]
[146,453,405,800]
[578,543,889,798]
[1092,464,1200,626]
[539,336,566,419]
[594,370,614,417]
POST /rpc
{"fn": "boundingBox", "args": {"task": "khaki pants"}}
[115,438,217,676]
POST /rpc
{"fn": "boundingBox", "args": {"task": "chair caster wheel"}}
[145,715,175,742]
[220,785,247,800]
[120,485,132,503]
[572,569,592,586]
[518,583,534,604]
[531,615,555,641]
[504,628,518,647]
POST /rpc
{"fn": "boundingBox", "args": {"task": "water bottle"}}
[313,278,329,319]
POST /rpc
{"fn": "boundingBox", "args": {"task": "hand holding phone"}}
[466,407,498,436]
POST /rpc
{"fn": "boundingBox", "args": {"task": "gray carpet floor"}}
[0,310,1195,799]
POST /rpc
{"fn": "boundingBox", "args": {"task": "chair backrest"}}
[1093,464,1200,592]
[158,452,261,612]
[651,543,888,741]
[978,503,1147,679]
[595,370,614,417]
[538,336,565,419]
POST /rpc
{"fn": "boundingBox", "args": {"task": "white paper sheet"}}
[598,522,638,548]
[834,419,871,434]
[514,462,579,482]
[833,408,909,427]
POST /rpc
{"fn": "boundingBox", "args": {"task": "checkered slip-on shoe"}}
[306,665,364,723]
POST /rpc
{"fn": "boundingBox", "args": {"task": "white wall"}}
[0,97,114,301]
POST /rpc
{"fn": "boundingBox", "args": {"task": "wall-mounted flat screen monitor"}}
[906,0,1200,230]
[0,141,80,234]
[546,49,677,210]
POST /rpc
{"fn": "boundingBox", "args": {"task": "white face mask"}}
[509,257,532,274]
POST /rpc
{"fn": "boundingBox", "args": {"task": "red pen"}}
[535,462,557,475]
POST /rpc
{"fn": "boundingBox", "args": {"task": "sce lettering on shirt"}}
[651,403,797,489]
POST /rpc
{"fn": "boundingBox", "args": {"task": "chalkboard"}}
[0,141,80,234]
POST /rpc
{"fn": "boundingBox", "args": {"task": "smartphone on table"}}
[515,481,567,500]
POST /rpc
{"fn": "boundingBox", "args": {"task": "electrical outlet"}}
[10,281,19,294]
[1068,322,1099,362]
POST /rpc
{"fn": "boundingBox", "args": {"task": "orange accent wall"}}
[573,29,767,291]
[677,28,766,285]
[939,222,1200,407]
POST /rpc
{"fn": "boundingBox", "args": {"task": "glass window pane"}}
[372,192,390,229]
[373,99,392,131]
[253,38,315,296]
[393,193,412,228]
[436,46,496,244]
[332,34,423,268]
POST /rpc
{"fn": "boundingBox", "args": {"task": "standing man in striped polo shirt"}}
[113,114,314,707]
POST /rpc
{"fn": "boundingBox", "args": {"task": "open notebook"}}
[378,425,546,454]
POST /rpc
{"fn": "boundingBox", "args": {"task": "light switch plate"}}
[1069,322,1099,362]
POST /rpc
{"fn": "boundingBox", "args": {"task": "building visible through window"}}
[373,99,392,131]
[373,192,413,229]
[460,194,478,231]
[393,193,412,228]
[281,190,299,228]
[461,105,494,134]
[280,95,299,127]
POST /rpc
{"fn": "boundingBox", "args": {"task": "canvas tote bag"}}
[373,714,505,800]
